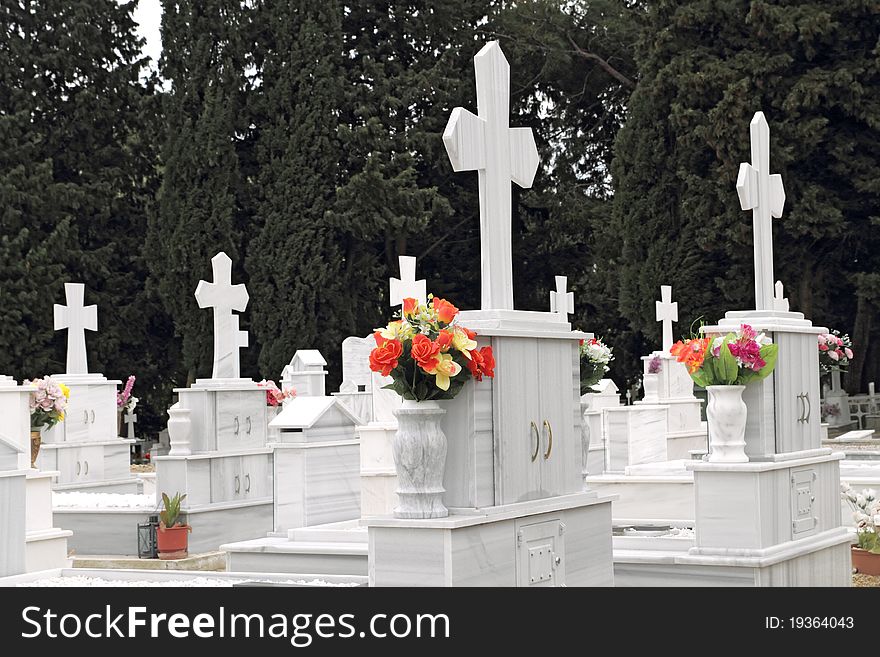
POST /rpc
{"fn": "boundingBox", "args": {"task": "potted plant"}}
[116,375,136,436]
[26,376,70,468]
[670,324,778,463]
[841,483,880,575]
[579,337,613,395]
[369,295,495,519]
[156,492,191,559]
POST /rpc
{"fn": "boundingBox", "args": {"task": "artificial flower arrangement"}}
[647,355,662,374]
[579,337,613,393]
[670,324,779,386]
[841,483,880,554]
[818,330,853,373]
[257,379,296,406]
[27,376,70,430]
[117,375,138,414]
[368,295,495,401]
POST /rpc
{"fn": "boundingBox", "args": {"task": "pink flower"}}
[845,348,854,359]
[829,350,839,361]
[819,343,829,352]
[836,337,844,346]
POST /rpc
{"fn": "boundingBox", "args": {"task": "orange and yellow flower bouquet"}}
[369,296,495,401]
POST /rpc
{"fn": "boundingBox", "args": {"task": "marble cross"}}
[124,412,137,439]
[232,315,248,379]
[54,283,98,375]
[772,280,790,312]
[194,252,249,379]
[655,285,678,353]
[549,276,574,318]
[736,111,786,311]
[443,41,540,311]
[389,255,427,308]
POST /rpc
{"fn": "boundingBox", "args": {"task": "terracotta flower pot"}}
[30,430,42,468]
[851,546,880,576]
[156,523,191,560]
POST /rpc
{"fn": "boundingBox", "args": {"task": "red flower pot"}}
[156,524,191,560]
[851,546,880,576]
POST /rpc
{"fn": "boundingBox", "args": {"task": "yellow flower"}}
[428,352,462,391]
[452,326,477,358]
[378,320,415,341]
[58,412,64,421]
[59,383,70,399]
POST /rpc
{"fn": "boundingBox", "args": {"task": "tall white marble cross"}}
[195,252,249,379]
[54,283,98,375]
[443,41,540,310]
[655,285,678,353]
[549,276,574,319]
[736,111,786,311]
[124,411,137,439]
[389,255,427,308]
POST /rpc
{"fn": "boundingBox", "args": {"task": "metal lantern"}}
[137,515,159,559]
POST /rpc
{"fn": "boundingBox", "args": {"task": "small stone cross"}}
[124,412,137,440]
[54,283,98,375]
[772,280,790,312]
[549,276,574,319]
[389,255,427,308]
[655,285,678,353]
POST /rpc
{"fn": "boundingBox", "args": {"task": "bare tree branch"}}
[566,35,636,89]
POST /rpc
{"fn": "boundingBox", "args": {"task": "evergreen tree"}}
[0,0,172,432]
[245,1,351,379]
[148,0,253,384]
[608,0,880,387]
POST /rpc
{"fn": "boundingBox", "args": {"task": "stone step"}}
[71,551,225,571]
[26,528,72,572]
[222,536,368,576]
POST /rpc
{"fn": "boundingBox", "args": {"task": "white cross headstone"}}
[389,255,427,308]
[549,276,574,319]
[772,280,790,312]
[736,111,786,311]
[443,41,540,310]
[124,412,137,440]
[54,283,98,375]
[232,315,248,379]
[194,252,249,379]
[655,285,678,353]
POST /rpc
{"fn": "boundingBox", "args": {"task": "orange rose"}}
[436,329,454,350]
[432,297,459,324]
[369,332,403,377]
[411,333,441,372]
[402,297,418,317]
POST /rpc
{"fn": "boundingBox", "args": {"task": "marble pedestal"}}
[367,493,615,587]
[605,406,668,471]
[358,422,398,516]
[0,469,27,576]
[25,470,71,570]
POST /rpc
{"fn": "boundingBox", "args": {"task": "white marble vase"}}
[706,385,748,463]
[167,404,192,457]
[642,373,660,403]
[391,399,448,519]
[580,401,592,484]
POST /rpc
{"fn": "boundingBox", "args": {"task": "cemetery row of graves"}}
[0,42,877,588]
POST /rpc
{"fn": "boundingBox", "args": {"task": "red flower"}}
[466,346,496,381]
[433,297,459,324]
[369,332,403,377]
[463,326,477,340]
[411,333,441,372]
[436,329,454,350]
[402,297,418,317]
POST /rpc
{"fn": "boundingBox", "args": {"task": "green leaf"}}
[718,341,739,385]
[754,344,779,381]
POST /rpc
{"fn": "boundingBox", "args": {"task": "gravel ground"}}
[852,573,880,587]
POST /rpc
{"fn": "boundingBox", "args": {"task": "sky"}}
[131,0,163,67]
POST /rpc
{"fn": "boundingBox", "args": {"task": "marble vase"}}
[167,404,192,457]
[580,401,592,485]
[706,385,748,463]
[391,399,448,519]
[30,428,42,468]
[642,373,660,402]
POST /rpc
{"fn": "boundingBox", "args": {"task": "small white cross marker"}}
[655,285,678,353]
[124,412,137,439]
[736,112,786,311]
[549,276,574,319]
[772,280,790,312]
[389,256,427,308]
[195,252,249,379]
[54,283,98,375]
[443,41,540,310]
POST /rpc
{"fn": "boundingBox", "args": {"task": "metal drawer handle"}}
[233,416,240,436]
[90,410,95,423]
[543,420,553,460]
[245,474,251,493]
[803,392,811,423]
[797,394,807,423]
[530,422,540,462]
[83,410,89,424]
[234,475,241,494]
[246,416,252,435]
[76,461,81,476]
[84,460,89,475]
